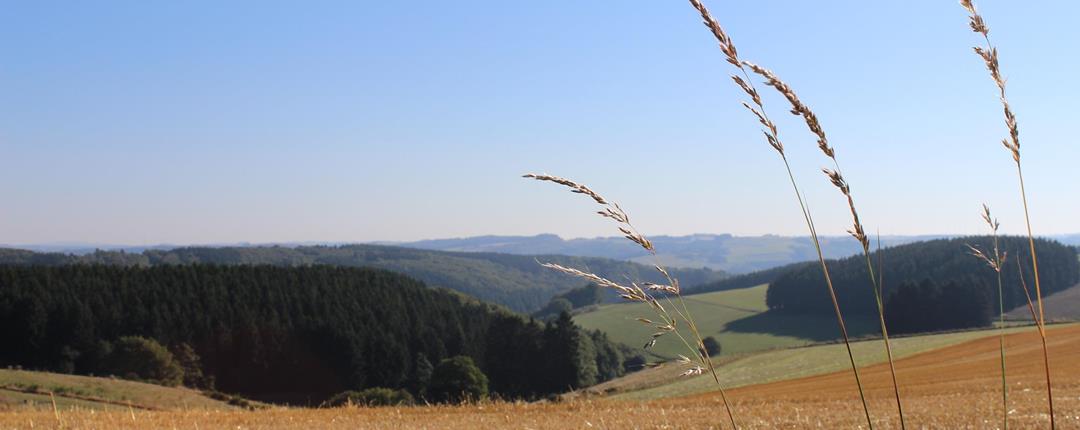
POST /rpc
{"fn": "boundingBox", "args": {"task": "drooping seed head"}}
[688,0,739,66]
[523,173,608,205]
[744,61,834,159]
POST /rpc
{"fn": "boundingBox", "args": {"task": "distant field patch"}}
[573,284,876,359]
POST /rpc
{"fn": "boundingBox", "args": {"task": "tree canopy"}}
[766,236,1077,333]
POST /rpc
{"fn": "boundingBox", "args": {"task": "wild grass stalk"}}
[1015,254,1054,428]
[49,391,62,429]
[523,173,738,429]
[743,60,907,430]
[957,1,1054,426]
[967,204,1008,430]
[683,1,873,427]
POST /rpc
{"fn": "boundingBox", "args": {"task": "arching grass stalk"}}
[742,63,906,429]
[683,1,873,428]
[967,204,1008,430]
[957,1,1053,426]
[1015,254,1054,429]
[523,173,739,429]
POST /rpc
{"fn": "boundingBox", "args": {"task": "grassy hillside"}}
[0,369,234,411]
[0,245,725,313]
[573,284,877,359]
[1006,283,1080,321]
[597,323,1065,401]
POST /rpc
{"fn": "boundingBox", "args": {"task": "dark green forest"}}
[767,236,1078,332]
[0,245,725,313]
[0,264,632,404]
[884,278,993,334]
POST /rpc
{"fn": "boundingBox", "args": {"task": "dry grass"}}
[958,0,1054,426]
[4,324,1079,429]
[741,46,908,430]
[524,173,738,426]
[684,0,874,426]
[967,204,1010,429]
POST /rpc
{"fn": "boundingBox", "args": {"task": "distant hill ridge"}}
[392,233,946,273]
[0,244,725,313]
[10,233,1080,274]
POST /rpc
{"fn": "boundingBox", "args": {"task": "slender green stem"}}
[988,229,1008,430]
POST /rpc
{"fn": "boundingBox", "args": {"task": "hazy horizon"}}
[4,1,1079,245]
[8,231,1080,252]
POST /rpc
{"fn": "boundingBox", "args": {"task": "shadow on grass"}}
[724,310,876,341]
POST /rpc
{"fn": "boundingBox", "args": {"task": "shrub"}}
[171,343,211,389]
[328,387,415,407]
[428,356,488,403]
[106,336,183,386]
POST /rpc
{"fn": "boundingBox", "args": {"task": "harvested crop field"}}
[683,323,1080,428]
[2,325,1078,429]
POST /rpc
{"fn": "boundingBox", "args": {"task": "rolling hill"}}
[394,234,941,273]
[573,284,877,360]
[0,245,725,313]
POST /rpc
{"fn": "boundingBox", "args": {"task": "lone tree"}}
[702,336,722,357]
[428,356,489,403]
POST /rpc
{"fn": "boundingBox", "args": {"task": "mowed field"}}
[594,323,1057,401]
[573,284,877,358]
[4,324,1077,429]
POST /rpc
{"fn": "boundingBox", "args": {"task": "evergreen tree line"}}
[884,278,993,334]
[766,236,1077,332]
[0,264,632,404]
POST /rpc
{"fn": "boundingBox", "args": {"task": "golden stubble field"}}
[3,325,1078,429]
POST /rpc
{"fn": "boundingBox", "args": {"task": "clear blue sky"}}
[2,1,1078,245]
